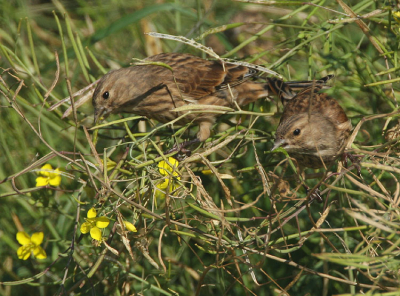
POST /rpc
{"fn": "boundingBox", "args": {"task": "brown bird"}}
[272,82,352,169]
[93,52,327,144]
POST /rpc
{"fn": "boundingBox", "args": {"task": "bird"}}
[270,80,352,202]
[92,52,329,145]
[271,81,352,169]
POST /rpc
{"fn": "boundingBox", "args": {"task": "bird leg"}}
[164,137,200,157]
[340,152,364,177]
[303,184,323,203]
[297,168,323,203]
[164,121,211,157]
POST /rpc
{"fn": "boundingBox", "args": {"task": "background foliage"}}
[1,0,400,295]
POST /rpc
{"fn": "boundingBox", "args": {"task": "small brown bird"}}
[272,82,352,169]
[93,52,326,143]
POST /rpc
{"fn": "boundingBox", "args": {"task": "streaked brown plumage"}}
[272,83,351,169]
[93,52,325,142]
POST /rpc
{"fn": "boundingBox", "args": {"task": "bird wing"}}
[145,53,253,99]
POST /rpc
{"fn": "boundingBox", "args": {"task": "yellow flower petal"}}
[31,232,44,246]
[168,157,179,167]
[36,176,49,187]
[49,169,61,186]
[124,221,137,232]
[158,157,179,176]
[16,232,31,245]
[87,208,97,219]
[157,179,181,191]
[158,161,169,176]
[90,226,102,241]
[33,246,47,259]
[49,175,61,186]
[17,245,31,260]
[156,177,181,200]
[157,179,169,190]
[39,164,53,177]
[49,168,61,178]
[95,217,110,229]
[80,222,92,234]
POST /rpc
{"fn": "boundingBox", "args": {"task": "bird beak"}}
[94,107,106,124]
[271,139,286,151]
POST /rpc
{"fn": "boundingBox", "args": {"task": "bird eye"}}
[293,129,301,136]
[102,91,109,100]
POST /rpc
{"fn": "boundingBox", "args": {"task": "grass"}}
[0,0,400,295]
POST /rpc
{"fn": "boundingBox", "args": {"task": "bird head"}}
[272,113,335,154]
[92,69,127,123]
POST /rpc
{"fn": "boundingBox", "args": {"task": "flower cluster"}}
[36,164,61,187]
[156,157,181,198]
[80,208,137,241]
[16,231,47,260]
[80,208,110,241]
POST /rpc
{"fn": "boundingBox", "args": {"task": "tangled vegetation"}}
[0,0,399,295]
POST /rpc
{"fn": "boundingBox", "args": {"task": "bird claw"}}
[164,138,200,159]
[303,185,323,203]
[342,152,363,176]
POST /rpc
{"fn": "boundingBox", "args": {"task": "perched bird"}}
[93,52,327,143]
[272,82,352,169]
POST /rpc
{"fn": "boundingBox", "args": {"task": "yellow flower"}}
[36,164,61,187]
[123,221,137,232]
[158,157,180,177]
[80,208,110,241]
[16,231,47,260]
[156,157,181,198]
